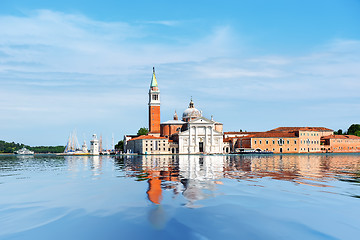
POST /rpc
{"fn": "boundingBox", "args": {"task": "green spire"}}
[150,67,158,88]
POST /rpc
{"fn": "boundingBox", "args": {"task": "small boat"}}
[236,149,273,154]
[15,148,34,155]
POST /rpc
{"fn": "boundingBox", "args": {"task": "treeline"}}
[0,140,65,153]
[334,124,360,136]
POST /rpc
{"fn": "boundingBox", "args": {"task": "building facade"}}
[321,135,360,153]
[233,127,334,154]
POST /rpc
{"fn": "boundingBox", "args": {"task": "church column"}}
[188,126,191,154]
[195,126,197,153]
[211,126,214,153]
[204,126,207,153]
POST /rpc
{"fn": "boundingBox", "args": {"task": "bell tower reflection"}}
[147,177,163,204]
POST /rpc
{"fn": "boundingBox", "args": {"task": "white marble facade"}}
[178,117,223,154]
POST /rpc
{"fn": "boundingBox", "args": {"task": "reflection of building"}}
[122,154,360,206]
[125,68,225,154]
[321,135,360,153]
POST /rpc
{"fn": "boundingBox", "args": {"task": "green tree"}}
[137,127,149,136]
[347,124,360,136]
[115,140,124,151]
[335,129,343,135]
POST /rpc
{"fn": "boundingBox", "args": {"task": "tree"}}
[137,127,149,136]
[347,124,360,136]
[115,140,124,151]
[335,129,343,135]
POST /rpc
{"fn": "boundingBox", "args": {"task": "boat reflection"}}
[120,154,360,206]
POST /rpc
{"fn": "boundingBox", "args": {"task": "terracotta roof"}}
[271,127,333,132]
[128,135,168,142]
[321,135,360,140]
[224,132,259,135]
[248,131,298,138]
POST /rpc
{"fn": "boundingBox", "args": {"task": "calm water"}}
[1,154,360,240]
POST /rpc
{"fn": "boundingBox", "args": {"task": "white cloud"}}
[0,10,359,145]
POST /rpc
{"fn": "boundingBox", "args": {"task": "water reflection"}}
[0,154,360,239]
[120,154,360,206]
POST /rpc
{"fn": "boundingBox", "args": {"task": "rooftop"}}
[128,135,168,142]
[161,120,186,125]
[321,135,360,140]
[271,127,333,132]
[243,131,298,138]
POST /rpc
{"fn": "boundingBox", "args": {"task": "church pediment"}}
[189,116,214,124]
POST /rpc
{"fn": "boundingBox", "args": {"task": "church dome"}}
[182,99,202,121]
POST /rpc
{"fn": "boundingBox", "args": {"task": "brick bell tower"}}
[148,67,161,136]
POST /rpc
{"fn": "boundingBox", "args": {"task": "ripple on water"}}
[0,154,359,239]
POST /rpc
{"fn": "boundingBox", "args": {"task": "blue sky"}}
[0,0,359,146]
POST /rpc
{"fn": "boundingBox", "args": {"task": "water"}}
[0,154,360,240]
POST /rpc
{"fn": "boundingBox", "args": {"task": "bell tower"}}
[148,67,161,135]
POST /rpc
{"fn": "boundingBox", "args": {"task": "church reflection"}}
[120,154,360,205]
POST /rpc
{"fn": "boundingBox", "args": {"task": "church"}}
[125,68,227,154]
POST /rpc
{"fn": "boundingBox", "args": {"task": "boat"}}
[15,148,34,155]
[58,130,90,156]
[235,149,273,154]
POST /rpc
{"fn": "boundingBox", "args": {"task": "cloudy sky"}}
[0,0,359,146]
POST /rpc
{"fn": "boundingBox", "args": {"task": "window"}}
[295,148,297,151]
[287,140,290,144]
[287,148,290,151]
[273,140,275,144]
[266,140,269,144]
[294,140,297,144]
[254,140,257,144]
[278,138,284,145]
[259,140,262,144]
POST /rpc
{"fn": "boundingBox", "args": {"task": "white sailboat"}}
[59,130,89,155]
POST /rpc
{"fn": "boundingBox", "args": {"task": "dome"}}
[182,99,202,121]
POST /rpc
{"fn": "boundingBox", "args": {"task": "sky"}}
[0,0,360,146]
